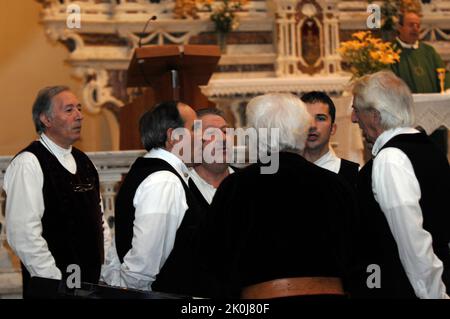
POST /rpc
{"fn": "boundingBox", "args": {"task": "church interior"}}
[0,0,449,298]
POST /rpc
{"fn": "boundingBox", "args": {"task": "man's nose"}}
[351,110,358,123]
[76,108,83,120]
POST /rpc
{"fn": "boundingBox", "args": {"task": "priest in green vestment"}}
[390,11,450,93]
[390,11,449,155]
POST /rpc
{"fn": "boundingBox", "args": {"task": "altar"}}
[411,93,450,135]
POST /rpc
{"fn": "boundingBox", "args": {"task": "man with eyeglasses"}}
[3,86,111,298]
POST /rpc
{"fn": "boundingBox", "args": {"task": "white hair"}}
[352,71,415,130]
[246,93,311,153]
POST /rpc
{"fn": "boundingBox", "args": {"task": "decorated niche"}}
[296,1,323,74]
[275,0,341,76]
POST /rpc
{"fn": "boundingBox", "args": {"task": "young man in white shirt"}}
[4,86,111,298]
[351,71,449,299]
[189,108,234,207]
[301,91,359,187]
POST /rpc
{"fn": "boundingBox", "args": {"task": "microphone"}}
[138,15,157,48]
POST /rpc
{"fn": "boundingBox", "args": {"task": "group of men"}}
[3,11,449,299]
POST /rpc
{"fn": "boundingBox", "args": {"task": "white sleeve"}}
[118,171,188,291]
[99,197,112,258]
[373,148,448,299]
[102,215,112,260]
[4,152,62,280]
[100,239,121,286]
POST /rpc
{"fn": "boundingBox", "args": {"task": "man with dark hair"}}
[4,86,110,298]
[189,108,234,208]
[301,91,359,187]
[102,101,208,296]
[391,11,449,155]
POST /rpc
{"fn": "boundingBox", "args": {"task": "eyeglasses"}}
[72,182,94,192]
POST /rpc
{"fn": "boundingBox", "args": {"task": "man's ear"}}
[373,109,382,126]
[165,127,174,150]
[330,122,337,136]
[40,113,51,129]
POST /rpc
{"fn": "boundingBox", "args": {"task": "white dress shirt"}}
[371,127,448,299]
[313,148,341,174]
[189,167,234,204]
[101,148,191,291]
[3,134,111,280]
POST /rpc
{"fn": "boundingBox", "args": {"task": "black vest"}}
[188,178,210,212]
[338,158,359,189]
[19,142,104,295]
[357,133,450,298]
[114,157,206,296]
[188,166,240,210]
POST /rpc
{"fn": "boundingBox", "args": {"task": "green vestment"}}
[390,41,450,93]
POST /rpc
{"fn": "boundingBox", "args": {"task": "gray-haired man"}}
[4,86,111,298]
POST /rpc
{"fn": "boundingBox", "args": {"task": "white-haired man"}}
[351,71,449,299]
[200,93,358,299]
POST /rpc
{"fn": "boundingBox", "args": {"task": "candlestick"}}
[436,68,446,94]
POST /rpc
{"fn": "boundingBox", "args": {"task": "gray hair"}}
[246,93,311,152]
[32,86,70,133]
[196,107,225,119]
[352,71,415,130]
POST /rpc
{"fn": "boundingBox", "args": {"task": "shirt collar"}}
[40,133,72,157]
[396,37,419,49]
[372,127,420,156]
[189,168,211,188]
[145,148,190,183]
[314,148,338,166]
[189,166,234,188]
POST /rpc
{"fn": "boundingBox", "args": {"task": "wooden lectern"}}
[120,45,221,150]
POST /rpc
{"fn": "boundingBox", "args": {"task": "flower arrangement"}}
[204,0,248,33]
[173,0,248,33]
[338,31,401,79]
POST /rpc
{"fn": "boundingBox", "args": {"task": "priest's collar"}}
[396,37,419,50]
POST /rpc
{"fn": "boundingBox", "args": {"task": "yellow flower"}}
[370,51,380,61]
[339,31,401,79]
[353,31,367,41]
